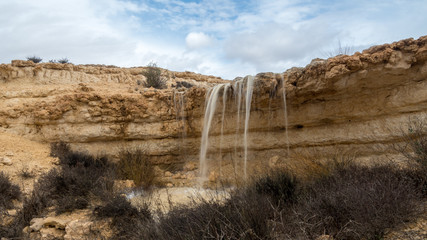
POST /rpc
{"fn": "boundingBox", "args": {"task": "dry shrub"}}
[117,148,156,189]
[398,116,427,168]
[144,159,424,240]
[276,163,423,240]
[50,141,70,159]
[2,178,51,238]
[143,62,166,89]
[255,170,298,205]
[0,172,21,210]
[18,167,34,179]
[152,189,275,240]
[283,150,355,184]
[394,116,427,195]
[94,195,152,240]
[26,56,42,63]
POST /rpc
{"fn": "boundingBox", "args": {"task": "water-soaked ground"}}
[128,187,232,213]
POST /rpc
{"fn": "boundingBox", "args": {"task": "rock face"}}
[1,36,427,185]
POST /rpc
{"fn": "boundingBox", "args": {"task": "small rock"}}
[113,180,136,193]
[51,157,60,165]
[316,235,333,240]
[7,209,17,216]
[22,226,30,234]
[183,162,197,171]
[164,171,173,177]
[1,156,12,166]
[30,218,45,232]
[268,155,280,168]
[5,152,14,156]
[209,171,219,182]
[40,227,64,239]
[64,219,94,240]
[185,172,196,180]
[43,217,68,230]
[172,173,182,179]
[166,183,173,187]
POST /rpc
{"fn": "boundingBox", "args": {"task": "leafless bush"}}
[397,116,427,169]
[26,56,42,63]
[117,147,156,189]
[95,195,152,240]
[152,189,275,240]
[57,58,70,64]
[143,62,166,89]
[276,164,423,239]
[0,172,21,210]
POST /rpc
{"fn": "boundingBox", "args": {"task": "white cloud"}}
[224,21,337,71]
[0,0,426,79]
[185,32,214,50]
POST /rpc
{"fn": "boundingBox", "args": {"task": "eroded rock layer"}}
[1,36,427,185]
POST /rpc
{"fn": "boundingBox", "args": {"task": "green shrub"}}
[26,56,42,63]
[142,62,166,89]
[117,148,156,189]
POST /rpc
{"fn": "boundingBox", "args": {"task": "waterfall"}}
[281,75,290,154]
[233,81,243,173]
[243,76,255,179]
[173,91,186,139]
[219,83,230,177]
[199,76,256,184]
[199,84,224,182]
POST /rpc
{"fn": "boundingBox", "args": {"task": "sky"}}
[0,0,426,80]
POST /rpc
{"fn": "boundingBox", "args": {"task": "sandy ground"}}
[0,131,57,194]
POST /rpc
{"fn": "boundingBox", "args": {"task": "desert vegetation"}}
[0,143,155,238]
[0,172,21,211]
[129,161,424,240]
[0,120,426,239]
[26,56,42,63]
[143,62,167,89]
[117,147,157,189]
[49,58,70,64]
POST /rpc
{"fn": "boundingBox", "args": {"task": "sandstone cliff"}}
[1,36,427,185]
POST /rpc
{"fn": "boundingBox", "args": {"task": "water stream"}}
[281,75,290,155]
[199,84,224,183]
[199,76,257,183]
[219,83,230,177]
[243,76,255,179]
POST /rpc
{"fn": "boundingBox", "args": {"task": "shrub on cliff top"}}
[142,62,166,89]
[57,58,70,64]
[26,56,42,63]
